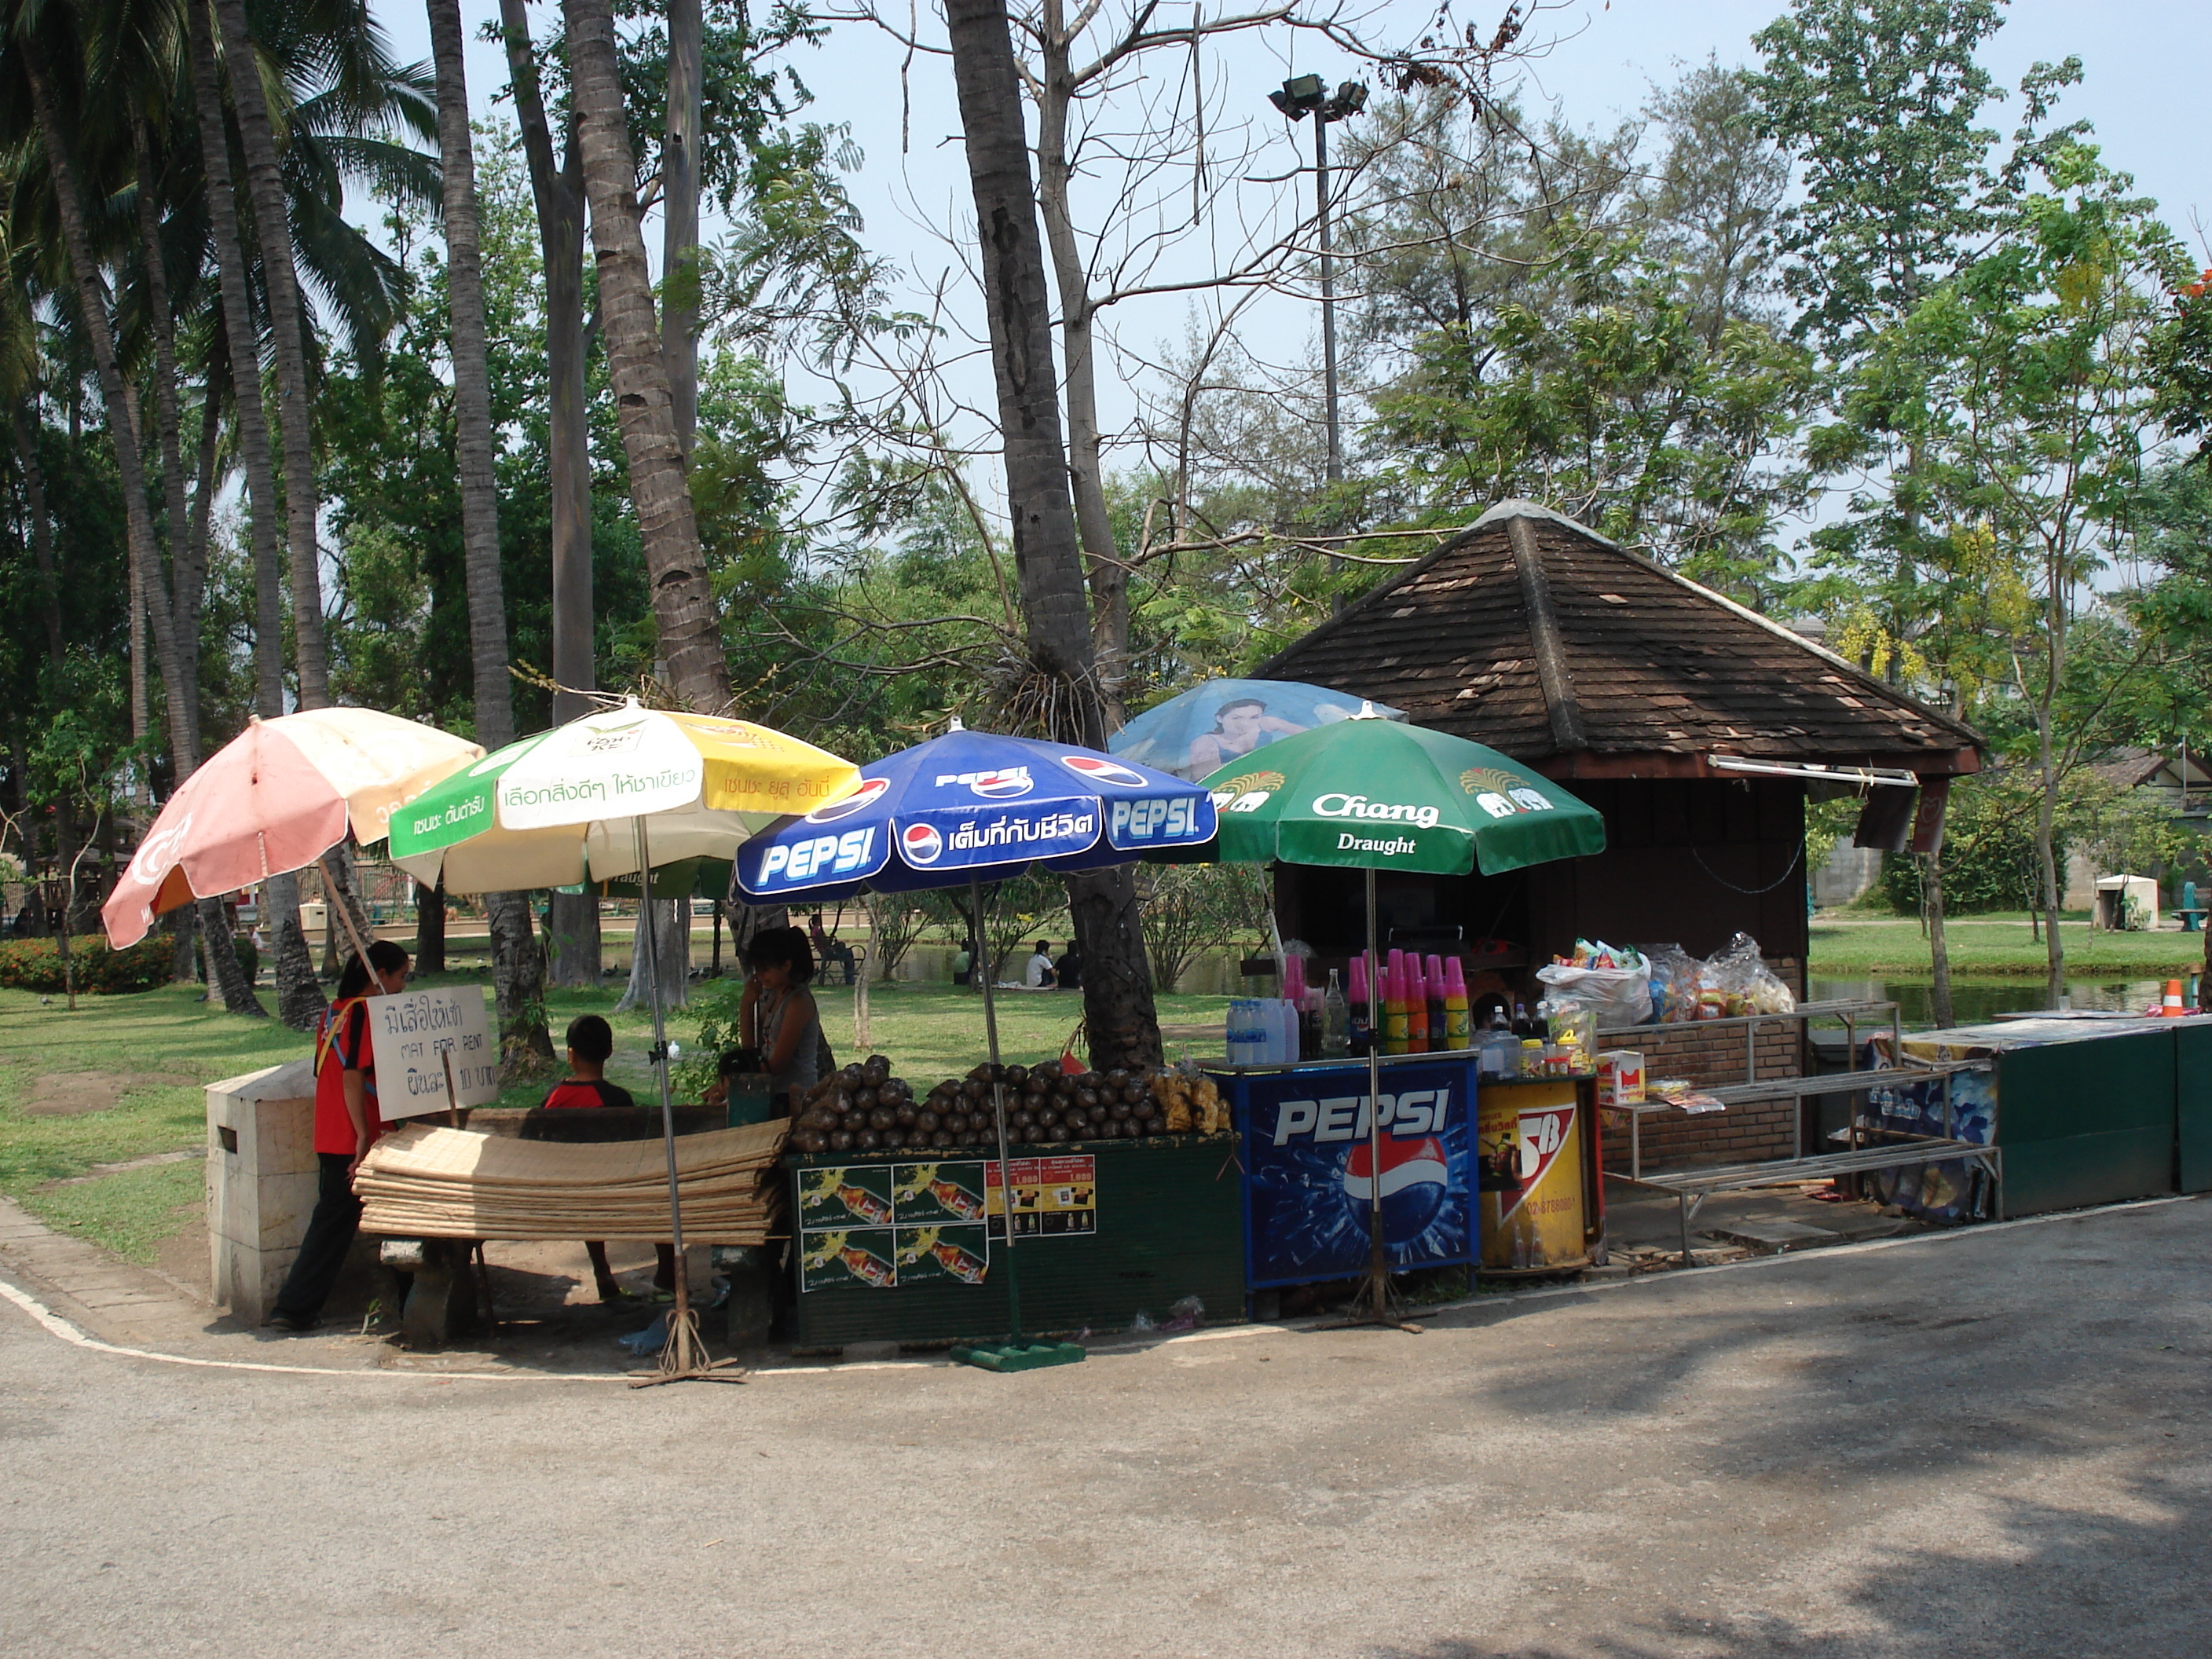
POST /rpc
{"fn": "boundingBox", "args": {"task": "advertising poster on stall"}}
[797,1161,994,1291]
[364,984,500,1119]
[1237,1063,1472,1287]
[985,1155,1097,1239]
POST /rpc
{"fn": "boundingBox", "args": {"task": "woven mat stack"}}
[357,1119,788,1243]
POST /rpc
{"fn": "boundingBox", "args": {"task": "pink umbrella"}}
[103,709,483,948]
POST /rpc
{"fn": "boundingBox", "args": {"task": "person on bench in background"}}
[540,1014,655,1302]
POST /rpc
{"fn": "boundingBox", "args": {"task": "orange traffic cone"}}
[2161,980,2185,1016]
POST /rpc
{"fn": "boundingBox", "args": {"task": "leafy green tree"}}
[1866,137,2181,1001]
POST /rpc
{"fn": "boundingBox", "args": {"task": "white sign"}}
[364,984,501,1118]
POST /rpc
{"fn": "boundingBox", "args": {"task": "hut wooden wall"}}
[1270,777,1807,1000]
[1527,778,1808,969]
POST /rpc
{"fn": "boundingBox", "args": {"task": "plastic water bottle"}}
[1322,970,1350,1058]
[1227,999,1263,1065]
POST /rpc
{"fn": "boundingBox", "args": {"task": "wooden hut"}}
[1255,501,1984,1159]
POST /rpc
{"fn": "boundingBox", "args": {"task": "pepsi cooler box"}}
[1208,1056,1479,1290]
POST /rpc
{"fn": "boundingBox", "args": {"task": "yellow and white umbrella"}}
[387,699,859,892]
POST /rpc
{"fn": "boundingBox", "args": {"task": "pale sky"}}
[370,0,2212,534]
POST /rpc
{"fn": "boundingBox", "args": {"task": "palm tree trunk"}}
[9,404,63,672]
[20,43,196,778]
[130,115,203,747]
[189,0,313,1024]
[561,0,729,712]
[429,0,553,1074]
[212,0,331,709]
[944,0,1160,1068]
[664,0,701,452]
[500,1,602,987]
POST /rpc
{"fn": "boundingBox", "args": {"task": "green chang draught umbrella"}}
[1197,708,1606,1320]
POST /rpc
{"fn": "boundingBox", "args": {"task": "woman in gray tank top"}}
[740,925,821,1115]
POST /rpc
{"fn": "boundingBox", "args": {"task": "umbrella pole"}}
[1350,866,1419,1332]
[628,817,731,1387]
[973,876,1024,1345]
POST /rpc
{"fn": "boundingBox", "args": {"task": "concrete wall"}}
[205,1060,318,1324]
[1811,842,1884,909]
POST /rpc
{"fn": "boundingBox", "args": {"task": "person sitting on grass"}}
[540,1014,644,1302]
[1023,940,1057,989]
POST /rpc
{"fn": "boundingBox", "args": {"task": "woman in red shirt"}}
[266,939,410,1332]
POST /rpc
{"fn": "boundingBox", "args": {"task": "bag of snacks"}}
[1703,932,1796,1016]
[1535,939,1652,1030]
[1639,944,1704,1024]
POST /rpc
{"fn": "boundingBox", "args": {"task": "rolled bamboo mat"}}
[357,1119,789,1243]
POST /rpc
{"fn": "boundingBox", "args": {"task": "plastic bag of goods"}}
[1534,939,1653,1029]
[1639,944,1705,1024]
[1703,932,1796,1016]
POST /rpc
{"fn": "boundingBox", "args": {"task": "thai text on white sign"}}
[365,984,500,1117]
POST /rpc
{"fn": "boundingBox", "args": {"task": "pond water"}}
[1809,976,2189,1027]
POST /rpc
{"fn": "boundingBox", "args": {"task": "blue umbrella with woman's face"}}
[1110,679,1404,782]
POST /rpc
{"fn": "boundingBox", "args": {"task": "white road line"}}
[0,1192,2195,1382]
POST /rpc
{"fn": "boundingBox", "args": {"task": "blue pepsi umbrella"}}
[734,722,1214,1367]
[1110,679,1403,782]
[735,723,1214,900]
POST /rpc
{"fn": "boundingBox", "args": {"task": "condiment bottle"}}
[1442,958,1471,1050]
[1382,965,1411,1055]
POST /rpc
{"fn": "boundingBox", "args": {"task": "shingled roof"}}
[1259,501,1983,778]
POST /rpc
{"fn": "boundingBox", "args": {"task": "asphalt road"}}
[5,1198,2209,1658]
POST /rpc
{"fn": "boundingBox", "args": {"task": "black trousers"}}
[274,1152,363,1321]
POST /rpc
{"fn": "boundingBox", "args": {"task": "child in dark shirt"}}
[541,1015,640,1301]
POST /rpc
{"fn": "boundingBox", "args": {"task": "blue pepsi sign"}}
[1225,1060,1474,1288]
[735,727,1214,902]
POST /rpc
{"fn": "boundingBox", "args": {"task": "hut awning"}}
[1258,501,1983,779]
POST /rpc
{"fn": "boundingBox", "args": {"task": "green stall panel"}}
[787,1135,1243,1348]
[1996,1029,2177,1215]
[2178,1020,2212,1194]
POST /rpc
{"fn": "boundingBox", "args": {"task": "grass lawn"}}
[1809,910,2209,977]
[0,970,1234,1264]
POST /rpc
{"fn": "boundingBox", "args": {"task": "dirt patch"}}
[23,1071,199,1117]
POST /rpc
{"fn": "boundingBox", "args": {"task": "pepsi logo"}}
[1342,1135,1450,1247]
[1060,753,1148,789]
[935,767,1035,799]
[804,776,889,824]
[901,822,945,865]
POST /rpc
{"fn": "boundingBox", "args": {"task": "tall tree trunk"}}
[21,44,195,777]
[24,39,256,1014]
[2034,584,2067,1007]
[130,115,203,742]
[189,0,313,1024]
[429,0,553,1075]
[9,405,64,672]
[501,0,602,986]
[1922,850,1953,1030]
[562,0,729,712]
[212,0,331,709]
[616,898,690,1014]
[664,0,701,453]
[415,874,448,974]
[945,0,1160,1069]
[1032,14,1126,709]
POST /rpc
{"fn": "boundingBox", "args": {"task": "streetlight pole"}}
[1271,75,1367,487]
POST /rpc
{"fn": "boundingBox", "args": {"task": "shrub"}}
[0,936,178,994]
